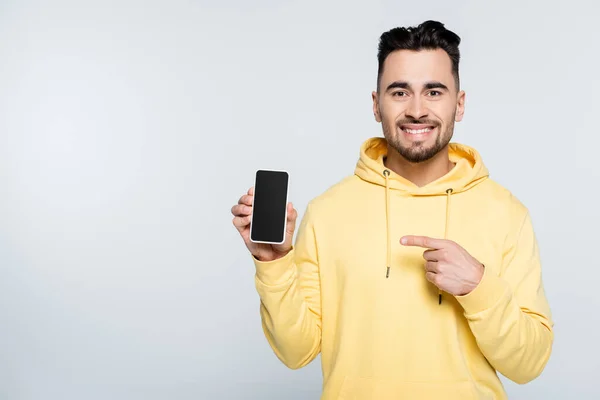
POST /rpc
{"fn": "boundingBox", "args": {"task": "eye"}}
[427,90,442,96]
[392,91,408,97]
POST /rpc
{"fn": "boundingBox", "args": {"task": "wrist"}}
[455,264,510,315]
[461,263,485,296]
[253,247,296,286]
[253,247,291,262]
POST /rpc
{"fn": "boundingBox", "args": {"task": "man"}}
[231,20,553,399]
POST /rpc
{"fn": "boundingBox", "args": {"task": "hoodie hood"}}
[354,137,489,195]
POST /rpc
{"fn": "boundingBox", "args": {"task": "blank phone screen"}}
[250,170,289,243]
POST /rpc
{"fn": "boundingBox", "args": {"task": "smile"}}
[403,127,433,134]
[398,124,437,141]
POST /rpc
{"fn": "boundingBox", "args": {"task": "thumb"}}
[272,203,297,253]
[279,202,297,248]
[285,202,298,237]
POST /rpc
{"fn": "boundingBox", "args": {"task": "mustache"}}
[396,119,440,127]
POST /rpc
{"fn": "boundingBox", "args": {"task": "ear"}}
[372,91,382,122]
[455,90,465,122]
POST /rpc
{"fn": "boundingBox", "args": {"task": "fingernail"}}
[400,238,407,245]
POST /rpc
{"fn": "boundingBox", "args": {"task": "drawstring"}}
[384,169,391,278]
[439,188,454,305]
[381,166,454,305]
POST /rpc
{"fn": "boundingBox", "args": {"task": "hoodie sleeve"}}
[455,211,554,384]
[252,203,321,369]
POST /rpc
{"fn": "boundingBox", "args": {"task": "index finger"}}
[400,235,446,249]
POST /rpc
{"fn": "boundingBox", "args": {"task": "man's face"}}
[372,49,465,163]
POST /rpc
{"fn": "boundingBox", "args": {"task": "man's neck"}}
[384,145,455,187]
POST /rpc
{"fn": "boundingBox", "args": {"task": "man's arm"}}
[455,211,554,384]
[253,203,322,369]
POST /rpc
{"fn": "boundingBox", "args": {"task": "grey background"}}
[0,0,597,399]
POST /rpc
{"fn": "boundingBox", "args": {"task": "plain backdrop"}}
[0,0,598,399]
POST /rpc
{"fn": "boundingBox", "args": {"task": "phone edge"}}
[249,169,289,245]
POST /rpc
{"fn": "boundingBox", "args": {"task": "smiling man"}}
[232,20,554,399]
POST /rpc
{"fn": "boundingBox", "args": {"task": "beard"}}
[381,115,455,163]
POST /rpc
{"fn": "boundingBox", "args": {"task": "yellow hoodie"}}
[252,137,554,399]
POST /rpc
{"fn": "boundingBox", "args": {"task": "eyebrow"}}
[385,81,449,92]
[424,81,449,91]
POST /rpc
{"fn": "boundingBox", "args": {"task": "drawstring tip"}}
[438,293,442,305]
[386,266,390,278]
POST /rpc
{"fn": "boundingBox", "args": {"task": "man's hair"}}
[376,20,461,92]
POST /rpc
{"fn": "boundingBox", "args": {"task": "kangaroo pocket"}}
[337,377,480,400]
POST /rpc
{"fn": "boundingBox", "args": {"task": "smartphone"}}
[249,169,289,244]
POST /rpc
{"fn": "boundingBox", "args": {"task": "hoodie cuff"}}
[253,248,296,287]
[455,264,511,315]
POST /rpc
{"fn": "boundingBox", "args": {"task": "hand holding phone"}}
[231,170,298,262]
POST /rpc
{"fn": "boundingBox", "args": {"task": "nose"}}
[405,96,428,120]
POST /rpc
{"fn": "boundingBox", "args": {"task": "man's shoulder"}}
[478,177,530,219]
[304,174,362,213]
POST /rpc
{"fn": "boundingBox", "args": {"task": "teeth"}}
[404,127,432,134]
